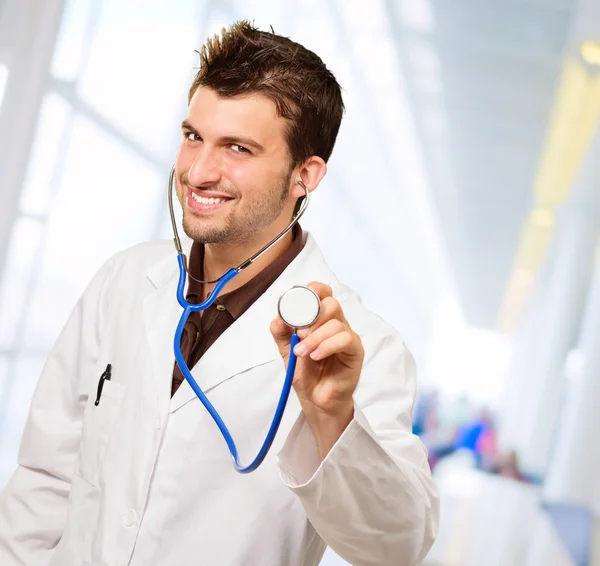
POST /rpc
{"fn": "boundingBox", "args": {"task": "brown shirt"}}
[171,225,305,396]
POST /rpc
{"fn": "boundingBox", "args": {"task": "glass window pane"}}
[396,0,435,33]
[21,112,162,351]
[0,63,8,110]
[203,8,233,38]
[19,92,72,216]
[77,0,204,157]
[0,355,46,489]
[0,354,9,412]
[51,0,94,81]
[0,217,45,350]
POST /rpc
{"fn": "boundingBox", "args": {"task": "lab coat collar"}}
[142,232,332,414]
[145,237,193,290]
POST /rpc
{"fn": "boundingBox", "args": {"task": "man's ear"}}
[291,156,327,198]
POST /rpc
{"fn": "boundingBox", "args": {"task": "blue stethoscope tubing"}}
[168,167,309,473]
[173,259,300,473]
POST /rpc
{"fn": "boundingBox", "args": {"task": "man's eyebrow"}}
[181,120,197,132]
[180,120,266,153]
[220,135,266,153]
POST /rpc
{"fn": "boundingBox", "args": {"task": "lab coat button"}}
[155,417,162,430]
[123,509,137,527]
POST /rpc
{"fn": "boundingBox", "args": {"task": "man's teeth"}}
[191,193,226,205]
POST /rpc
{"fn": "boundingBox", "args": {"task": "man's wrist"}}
[301,400,355,461]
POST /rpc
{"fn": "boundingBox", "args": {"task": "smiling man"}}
[0,21,439,566]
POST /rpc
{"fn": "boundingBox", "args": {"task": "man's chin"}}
[181,219,227,245]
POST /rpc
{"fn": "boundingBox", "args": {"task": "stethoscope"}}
[168,167,321,473]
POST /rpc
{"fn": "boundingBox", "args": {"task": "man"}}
[0,21,438,566]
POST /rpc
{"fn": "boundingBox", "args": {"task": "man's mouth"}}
[191,193,228,205]
[186,188,233,213]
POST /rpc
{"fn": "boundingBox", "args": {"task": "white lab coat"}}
[0,232,438,566]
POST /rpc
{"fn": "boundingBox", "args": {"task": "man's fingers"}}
[306,281,333,301]
[309,331,358,361]
[297,296,347,339]
[293,319,347,358]
[270,317,293,340]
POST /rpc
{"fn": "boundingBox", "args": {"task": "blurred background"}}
[0,0,599,564]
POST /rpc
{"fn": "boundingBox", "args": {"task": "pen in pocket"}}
[94,364,112,406]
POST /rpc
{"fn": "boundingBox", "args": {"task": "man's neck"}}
[201,229,295,301]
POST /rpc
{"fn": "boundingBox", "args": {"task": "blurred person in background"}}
[0,22,438,566]
[452,406,495,468]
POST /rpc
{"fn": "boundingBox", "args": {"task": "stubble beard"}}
[180,170,292,246]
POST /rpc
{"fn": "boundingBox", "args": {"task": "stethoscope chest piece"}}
[278,286,321,329]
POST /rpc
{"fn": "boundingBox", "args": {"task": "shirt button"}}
[216,304,227,311]
[123,509,137,527]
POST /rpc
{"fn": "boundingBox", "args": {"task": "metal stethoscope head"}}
[167,166,310,285]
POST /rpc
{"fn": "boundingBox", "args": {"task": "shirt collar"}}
[186,224,305,320]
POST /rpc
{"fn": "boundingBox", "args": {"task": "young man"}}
[0,22,438,566]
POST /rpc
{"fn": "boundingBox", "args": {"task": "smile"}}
[186,188,232,213]
[191,193,228,205]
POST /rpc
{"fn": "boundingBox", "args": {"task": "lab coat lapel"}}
[169,233,333,413]
[169,291,280,412]
[142,243,190,415]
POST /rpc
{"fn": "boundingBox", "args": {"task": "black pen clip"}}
[94,364,112,406]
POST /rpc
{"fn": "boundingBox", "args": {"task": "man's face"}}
[175,86,296,245]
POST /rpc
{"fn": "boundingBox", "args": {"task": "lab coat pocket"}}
[76,374,125,487]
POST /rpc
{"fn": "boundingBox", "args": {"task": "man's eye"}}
[185,132,201,142]
[231,144,250,154]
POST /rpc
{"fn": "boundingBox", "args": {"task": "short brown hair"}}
[189,21,344,167]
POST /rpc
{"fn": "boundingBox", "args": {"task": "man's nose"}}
[187,145,222,187]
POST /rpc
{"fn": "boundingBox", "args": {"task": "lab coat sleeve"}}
[0,256,117,566]
[277,330,439,566]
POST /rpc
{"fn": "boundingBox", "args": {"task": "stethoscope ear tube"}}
[168,167,183,255]
[168,165,310,284]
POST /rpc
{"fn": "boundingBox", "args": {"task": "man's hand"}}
[270,282,365,460]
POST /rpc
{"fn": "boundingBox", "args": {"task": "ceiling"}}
[391,0,580,327]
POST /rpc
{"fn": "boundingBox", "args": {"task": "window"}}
[0,64,8,110]
[0,0,213,486]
